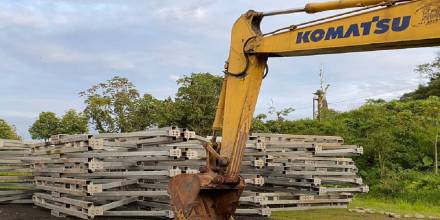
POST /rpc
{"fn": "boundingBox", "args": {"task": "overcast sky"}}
[0,0,438,139]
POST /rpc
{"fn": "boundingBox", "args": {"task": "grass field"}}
[0,171,33,190]
[270,196,440,220]
[0,185,32,190]
[351,196,440,218]
[272,209,396,220]
[0,171,32,176]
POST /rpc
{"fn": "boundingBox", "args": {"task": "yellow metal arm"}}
[305,0,396,13]
[169,1,440,219]
[262,0,410,16]
[251,0,440,57]
[216,0,440,179]
[214,11,267,177]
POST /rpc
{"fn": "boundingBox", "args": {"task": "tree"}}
[402,56,440,100]
[79,74,224,135]
[0,119,19,140]
[155,97,179,128]
[415,56,440,80]
[80,76,140,133]
[250,96,440,187]
[173,73,223,136]
[268,104,295,121]
[29,112,60,141]
[59,109,88,135]
[132,94,164,131]
[252,114,270,133]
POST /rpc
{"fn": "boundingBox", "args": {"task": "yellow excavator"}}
[168,0,440,219]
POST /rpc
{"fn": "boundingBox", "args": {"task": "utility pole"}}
[320,64,325,92]
[435,120,438,174]
[313,64,330,120]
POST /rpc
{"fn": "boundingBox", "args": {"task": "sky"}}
[0,0,438,140]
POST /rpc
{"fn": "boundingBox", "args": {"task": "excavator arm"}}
[169,0,440,219]
[253,0,440,56]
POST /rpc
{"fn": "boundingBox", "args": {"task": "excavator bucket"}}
[168,174,202,218]
[168,174,245,220]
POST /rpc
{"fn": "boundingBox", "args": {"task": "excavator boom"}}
[169,0,440,219]
[253,0,440,56]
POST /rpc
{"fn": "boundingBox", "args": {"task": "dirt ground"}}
[2,204,421,220]
[0,204,146,220]
[0,204,267,220]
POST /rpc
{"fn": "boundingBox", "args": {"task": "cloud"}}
[154,6,207,22]
[0,10,47,28]
[0,111,38,119]
[150,0,218,22]
[1,38,148,72]
[0,0,438,140]
[168,74,181,81]
[0,1,151,32]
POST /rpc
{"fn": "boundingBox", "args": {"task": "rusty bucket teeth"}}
[169,174,245,220]
[168,174,202,219]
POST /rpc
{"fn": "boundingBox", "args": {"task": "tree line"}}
[25,73,223,140]
[28,110,88,141]
[0,119,20,140]
[251,55,440,204]
[0,55,438,204]
[0,56,438,143]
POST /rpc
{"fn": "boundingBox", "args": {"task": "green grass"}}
[350,196,440,217]
[270,196,440,220]
[0,171,32,176]
[0,179,28,183]
[0,171,33,190]
[0,185,32,190]
[272,208,394,220]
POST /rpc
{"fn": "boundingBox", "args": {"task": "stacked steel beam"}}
[237,133,368,216]
[137,132,368,217]
[31,129,367,219]
[0,139,35,203]
[31,127,196,219]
